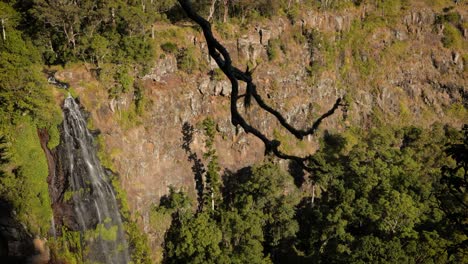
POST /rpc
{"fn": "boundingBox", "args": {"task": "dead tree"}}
[176,0,346,174]
[207,0,218,21]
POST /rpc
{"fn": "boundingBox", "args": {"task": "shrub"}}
[267,39,281,61]
[436,11,461,25]
[176,47,198,74]
[133,80,150,116]
[442,23,463,49]
[116,67,134,93]
[210,68,224,81]
[161,42,178,54]
[114,36,155,69]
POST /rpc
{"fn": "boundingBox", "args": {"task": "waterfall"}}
[58,96,130,263]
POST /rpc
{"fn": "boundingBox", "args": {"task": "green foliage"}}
[27,0,155,67]
[228,0,288,21]
[96,135,116,171]
[88,35,110,66]
[117,107,142,130]
[425,0,456,9]
[133,80,150,116]
[267,39,281,61]
[63,190,74,203]
[376,0,408,18]
[0,2,19,33]
[285,4,300,23]
[447,102,467,120]
[0,118,52,236]
[85,218,118,242]
[220,208,270,264]
[0,7,61,238]
[99,223,118,242]
[50,227,85,264]
[336,15,388,80]
[303,28,338,79]
[435,10,464,51]
[102,65,151,123]
[210,68,225,81]
[110,175,152,264]
[177,47,198,74]
[116,36,155,69]
[202,118,221,212]
[158,186,192,214]
[46,123,61,149]
[436,125,468,260]
[437,12,462,24]
[165,212,224,264]
[161,42,178,54]
[115,66,134,96]
[93,140,152,263]
[149,187,187,260]
[442,23,464,50]
[126,220,152,264]
[163,162,298,263]
[0,30,60,124]
[318,0,356,10]
[299,125,466,263]
[162,123,466,263]
[244,164,299,238]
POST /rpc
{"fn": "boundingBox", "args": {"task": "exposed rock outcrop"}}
[52,3,467,256]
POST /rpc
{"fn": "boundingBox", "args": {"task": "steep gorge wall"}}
[52,3,466,257]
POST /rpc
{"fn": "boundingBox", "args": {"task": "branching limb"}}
[176,0,345,172]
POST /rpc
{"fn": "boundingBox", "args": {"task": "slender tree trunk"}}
[207,0,217,21]
[48,40,54,52]
[151,24,155,39]
[111,7,116,25]
[223,0,228,23]
[311,184,315,205]
[70,27,76,49]
[1,18,6,41]
[211,191,215,211]
[62,22,76,49]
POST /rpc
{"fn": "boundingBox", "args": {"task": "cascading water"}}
[58,96,130,263]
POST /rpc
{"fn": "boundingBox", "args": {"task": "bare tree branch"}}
[176,0,346,172]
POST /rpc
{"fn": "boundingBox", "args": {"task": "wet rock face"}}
[46,98,130,264]
[37,129,71,233]
[0,200,34,262]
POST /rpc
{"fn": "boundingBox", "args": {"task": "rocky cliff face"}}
[53,3,466,256]
[0,199,50,263]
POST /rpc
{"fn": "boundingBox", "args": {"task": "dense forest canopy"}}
[0,0,466,263]
[159,125,468,263]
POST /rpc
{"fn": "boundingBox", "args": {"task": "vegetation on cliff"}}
[0,0,466,263]
[160,125,467,263]
[0,1,61,238]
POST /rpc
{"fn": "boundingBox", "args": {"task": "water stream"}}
[59,96,130,263]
